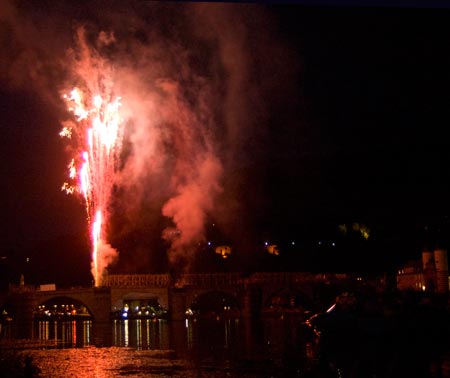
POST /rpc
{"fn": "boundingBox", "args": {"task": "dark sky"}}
[1,2,450,286]
[270,5,450,219]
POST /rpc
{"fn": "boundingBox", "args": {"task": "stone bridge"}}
[4,272,351,323]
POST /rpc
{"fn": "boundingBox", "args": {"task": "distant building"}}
[396,260,424,291]
[396,248,449,293]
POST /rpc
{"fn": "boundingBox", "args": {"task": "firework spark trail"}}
[61,87,122,286]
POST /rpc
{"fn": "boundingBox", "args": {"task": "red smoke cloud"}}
[162,154,223,264]
[0,1,299,275]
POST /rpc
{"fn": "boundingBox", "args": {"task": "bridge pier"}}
[89,287,112,323]
[241,285,262,318]
[6,291,36,338]
[168,288,187,321]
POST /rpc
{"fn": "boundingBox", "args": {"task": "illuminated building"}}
[396,248,449,293]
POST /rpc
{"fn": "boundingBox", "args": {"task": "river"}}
[2,304,450,378]
[1,316,317,378]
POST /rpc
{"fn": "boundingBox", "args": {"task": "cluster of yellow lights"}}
[339,222,370,240]
[215,246,232,259]
[266,244,280,255]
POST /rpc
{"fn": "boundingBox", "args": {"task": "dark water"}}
[2,313,450,377]
[1,316,317,378]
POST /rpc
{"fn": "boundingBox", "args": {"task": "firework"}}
[61,87,122,286]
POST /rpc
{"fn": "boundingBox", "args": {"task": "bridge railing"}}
[102,272,349,288]
[9,284,36,294]
[103,274,171,287]
[177,273,245,287]
[250,272,318,284]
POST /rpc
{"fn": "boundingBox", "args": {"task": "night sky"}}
[1,1,450,287]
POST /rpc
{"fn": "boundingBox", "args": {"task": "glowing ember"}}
[61,87,122,286]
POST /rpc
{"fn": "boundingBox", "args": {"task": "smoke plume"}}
[0,1,299,275]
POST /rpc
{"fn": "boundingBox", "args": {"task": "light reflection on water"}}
[34,320,92,348]
[112,318,170,350]
[4,316,314,378]
[28,347,186,378]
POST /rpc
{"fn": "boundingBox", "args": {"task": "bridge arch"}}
[34,288,112,322]
[34,296,93,319]
[110,288,169,312]
[110,291,168,319]
[186,290,241,319]
[263,287,314,313]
